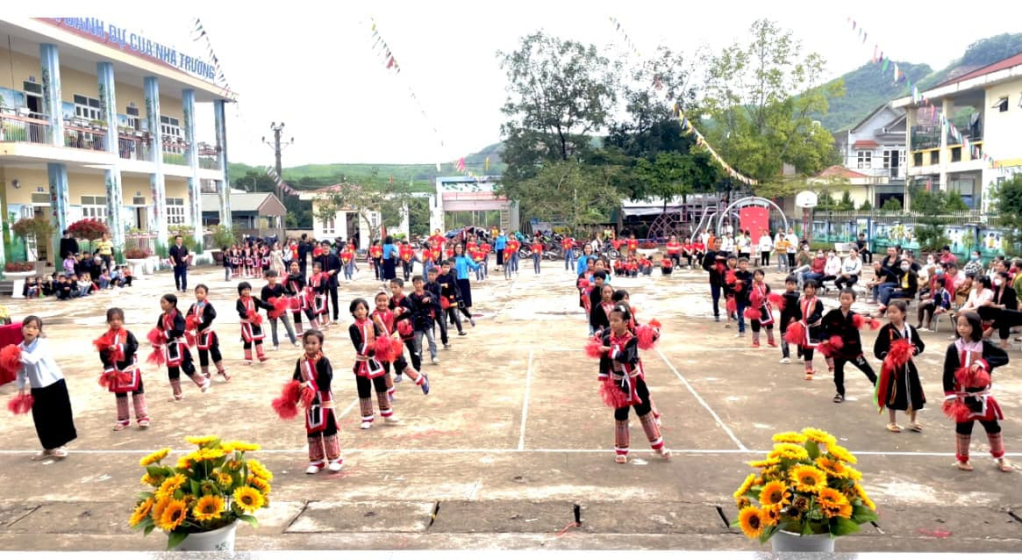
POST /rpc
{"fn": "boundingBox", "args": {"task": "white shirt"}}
[758,236,773,252]
[784,234,799,253]
[825,256,842,276]
[841,257,862,276]
[963,288,994,310]
[16,338,66,390]
[700,232,710,246]
[737,236,750,252]
[721,237,735,252]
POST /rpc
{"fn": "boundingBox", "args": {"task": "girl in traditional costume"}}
[96,307,149,429]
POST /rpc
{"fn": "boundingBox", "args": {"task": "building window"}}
[80,195,108,222]
[930,151,939,165]
[913,152,923,167]
[856,151,872,169]
[322,216,336,235]
[951,147,962,162]
[73,94,101,123]
[160,116,184,153]
[992,97,1008,113]
[167,197,186,225]
[882,150,900,168]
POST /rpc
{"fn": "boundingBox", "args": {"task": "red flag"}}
[456,158,466,172]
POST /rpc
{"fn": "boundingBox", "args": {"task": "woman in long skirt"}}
[13,316,77,459]
[453,244,481,326]
[382,236,398,283]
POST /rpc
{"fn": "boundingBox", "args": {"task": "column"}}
[144,76,168,246]
[48,163,70,261]
[183,89,202,238]
[97,62,125,252]
[39,44,64,147]
[939,98,953,193]
[213,100,232,227]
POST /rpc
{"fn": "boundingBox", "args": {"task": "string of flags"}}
[608,17,642,59]
[846,16,1004,171]
[265,166,302,197]
[189,18,236,101]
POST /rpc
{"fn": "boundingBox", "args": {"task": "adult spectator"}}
[821,250,842,289]
[381,235,398,283]
[95,232,114,271]
[169,235,190,292]
[876,259,918,314]
[834,248,862,290]
[867,261,897,304]
[802,250,827,286]
[784,229,799,269]
[701,238,726,322]
[316,241,342,321]
[297,234,313,280]
[939,245,957,266]
[855,232,871,264]
[757,229,773,267]
[963,250,984,277]
[59,229,79,261]
[981,271,1022,348]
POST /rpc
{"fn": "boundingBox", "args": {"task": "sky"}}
[20,1,1022,168]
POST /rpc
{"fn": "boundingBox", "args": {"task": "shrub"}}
[125,248,150,259]
[67,218,109,242]
[4,261,35,273]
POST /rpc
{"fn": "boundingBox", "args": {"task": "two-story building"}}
[829,104,908,209]
[0,17,234,264]
[893,51,1022,213]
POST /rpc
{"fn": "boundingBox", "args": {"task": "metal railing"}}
[123,233,160,257]
[63,125,106,151]
[0,112,50,144]
[199,157,221,170]
[910,126,942,150]
[162,151,188,166]
[118,135,153,161]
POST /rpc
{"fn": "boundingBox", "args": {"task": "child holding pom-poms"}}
[96,307,149,430]
[292,330,342,474]
[349,298,398,429]
[873,300,925,433]
[746,269,775,349]
[784,280,829,380]
[820,289,877,404]
[611,289,662,425]
[591,304,671,464]
[154,294,209,401]
[942,311,1011,472]
[371,292,430,397]
[236,282,272,365]
[10,316,77,459]
[187,285,229,381]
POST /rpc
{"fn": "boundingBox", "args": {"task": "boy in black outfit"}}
[437,261,466,343]
[734,257,754,338]
[408,275,440,365]
[778,275,802,364]
[424,267,450,349]
[260,270,298,350]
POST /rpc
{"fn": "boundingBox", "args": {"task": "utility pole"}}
[262,122,294,201]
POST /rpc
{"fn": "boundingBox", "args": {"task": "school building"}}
[0,17,234,264]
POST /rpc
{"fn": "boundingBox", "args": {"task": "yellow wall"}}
[985,80,1022,160]
[814,184,871,209]
[1,167,49,205]
[122,175,150,204]
[0,46,39,92]
[59,65,98,103]
[166,178,188,201]
[159,95,182,121]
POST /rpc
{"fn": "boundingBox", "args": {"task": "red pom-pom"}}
[185,314,200,332]
[92,334,110,353]
[852,314,881,330]
[819,336,845,358]
[397,319,413,337]
[868,318,881,330]
[271,380,302,420]
[0,345,23,377]
[268,297,290,319]
[598,376,632,409]
[725,270,737,285]
[374,336,395,363]
[99,369,115,388]
[300,385,316,409]
[147,327,164,346]
[750,290,765,308]
[886,338,915,369]
[147,348,165,366]
[636,324,659,350]
[578,279,590,290]
[743,308,762,322]
[726,298,737,315]
[954,366,991,389]
[828,336,844,350]
[768,292,784,310]
[247,309,263,325]
[441,296,451,310]
[784,322,806,345]
[649,318,662,330]
[942,398,972,423]
[6,393,33,415]
[585,339,604,359]
[388,337,405,360]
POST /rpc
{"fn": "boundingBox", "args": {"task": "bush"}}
[12,217,53,244]
[881,198,903,213]
[4,261,35,273]
[67,218,109,242]
[124,248,150,259]
[211,224,237,251]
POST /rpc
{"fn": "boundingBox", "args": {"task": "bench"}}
[834,242,854,259]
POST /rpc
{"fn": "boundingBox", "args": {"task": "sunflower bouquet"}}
[130,436,272,550]
[732,427,878,543]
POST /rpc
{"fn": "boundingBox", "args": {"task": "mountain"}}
[818,33,1022,132]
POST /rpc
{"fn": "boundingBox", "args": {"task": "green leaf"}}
[143,523,156,537]
[166,531,188,550]
[758,525,778,544]
[805,440,820,460]
[831,517,862,537]
[190,479,201,496]
[238,514,259,528]
[146,465,165,478]
[851,504,878,523]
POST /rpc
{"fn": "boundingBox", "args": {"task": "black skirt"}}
[457,278,473,308]
[883,363,926,412]
[31,379,77,450]
[382,258,397,281]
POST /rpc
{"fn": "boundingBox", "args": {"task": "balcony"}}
[63,123,106,151]
[910,126,942,150]
[197,141,222,170]
[0,110,50,145]
[118,134,153,162]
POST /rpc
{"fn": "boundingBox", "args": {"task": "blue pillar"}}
[98,62,124,253]
[183,89,202,237]
[40,44,64,147]
[144,76,167,246]
[48,163,70,260]
[214,99,231,227]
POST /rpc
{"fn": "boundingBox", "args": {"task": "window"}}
[882,150,900,168]
[31,193,50,204]
[161,116,184,154]
[930,151,939,165]
[166,197,186,225]
[951,147,962,162]
[322,216,336,235]
[124,106,140,130]
[913,152,923,167]
[856,151,872,169]
[80,195,108,222]
[73,94,101,122]
[992,97,1008,112]
[132,196,146,205]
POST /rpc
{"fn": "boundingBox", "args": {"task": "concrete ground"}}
[0,259,1020,552]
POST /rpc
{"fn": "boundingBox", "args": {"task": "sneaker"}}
[779,357,791,364]
[767,341,778,348]
[431,357,439,365]
[444,344,452,350]
[833,393,845,403]
[360,421,372,430]
[305,464,321,475]
[421,374,430,395]
[138,419,150,429]
[752,342,760,348]
[201,379,211,393]
[384,416,401,424]
[714,316,720,323]
[113,423,127,432]
[734,332,744,338]
[259,355,269,363]
[328,461,343,473]
[458,331,467,336]
[394,374,403,384]
[293,341,300,347]
[470,319,476,327]
[272,346,279,352]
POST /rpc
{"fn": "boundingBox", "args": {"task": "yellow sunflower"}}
[216,471,235,488]
[801,427,837,446]
[176,456,193,470]
[140,473,163,487]
[768,443,810,462]
[194,448,225,462]
[185,435,218,447]
[223,440,261,453]
[226,460,243,471]
[772,431,808,445]
[733,474,757,500]
[790,465,826,493]
[748,458,781,469]
[817,488,853,519]
[155,474,187,500]
[139,448,171,467]
[828,444,858,464]
[852,483,876,511]
[790,495,810,514]
[758,481,788,507]
[158,499,188,531]
[151,496,171,524]
[192,495,224,522]
[815,456,848,478]
[761,503,782,526]
[233,486,265,513]
[247,476,272,495]
[129,497,154,527]
[737,506,764,539]
[844,466,863,481]
[247,459,274,482]
[735,496,751,510]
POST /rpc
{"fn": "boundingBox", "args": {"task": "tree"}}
[859,199,873,212]
[837,190,856,211]
[992,174,1022,252]
[945,190,969,212]
[909,187,950,251]
[701,19,844,196]
[816,190,837,211]
[498,32,620,189]
[633,151,720,207]
[881,198,903,213]
[313,169,411,243]
[513,161,620,232]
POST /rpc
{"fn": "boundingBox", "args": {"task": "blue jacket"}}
[383,244,397,259]
[494,235,507,250]
[454,255,480,279]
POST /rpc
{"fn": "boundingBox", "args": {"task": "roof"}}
[852,140,879,149]
[814,165,869,179]
[938,52,1022,87]
[201,193,286,215]
[850,104,902,133]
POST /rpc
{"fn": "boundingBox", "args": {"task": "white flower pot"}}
[126,259,147,278]
[5,271,35,299]
[771,530,836,552]
[171,520,239,552]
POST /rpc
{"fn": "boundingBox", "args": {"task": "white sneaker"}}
[393,374,403,384]
[734,333,745,338]
[360,421,372,430]
[780,357,791,364]
[384,416,401,424]
[328,461,343,472]
[431,357,439,365]
[200,378,211,393]
[305,464,321,475]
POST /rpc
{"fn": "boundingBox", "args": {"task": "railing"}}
[0,112,50,144]
[118,135,153,161]
[162,151,187,165]
[199,157,221,170]
[910,126,941,150]
[124,233,160,257]
[63,125,106,151]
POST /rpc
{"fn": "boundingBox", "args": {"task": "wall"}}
[984,80,1022,161]
[0,46,39,92]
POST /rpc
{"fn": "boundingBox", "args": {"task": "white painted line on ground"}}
[336,397,359,420]
[518,350,534,451]
[656,347,748,452]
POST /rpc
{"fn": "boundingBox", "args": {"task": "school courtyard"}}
[0,261,1020,552]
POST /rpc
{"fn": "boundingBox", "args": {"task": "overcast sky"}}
[25,1,1022,168]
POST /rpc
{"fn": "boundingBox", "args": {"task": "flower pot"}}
[5,271,36,299]
[771,530,836,552]
[126,258,147,278]
[171,520,239,552]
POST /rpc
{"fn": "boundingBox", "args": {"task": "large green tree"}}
[513,161,620,232]
[992,174,1022,252]
[701,19,844,197]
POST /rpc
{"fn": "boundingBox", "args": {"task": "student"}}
[821,289,877,403]
[14,316,77,459]
[236,282,271,365]
[786,280,826,380]
[97,307,149,430]
[917,263,954,332]
[187,285,228,381]
[659,255,673,277]
[371,292,430,394]
[434,264,465,344]
[874,300,925,433]
[62,253,77,276]
[293,329,344,474]
[732,258,753,337]
[388,278,420,374]
[348,298,398,429]
[758,231,773,267]
[309,262,331,328]
[156,293,209,400]
[452,245,480,327]
[261,271,299,351]
[702,240,726,322]
[591,284,615,335]
[531,237,544,274]
[399,241,415,281]
[942,311,1011,472]
[777,275,801,364]
[665,235,682,269]
[286,261,318,333]
[746,269,776,348]
[340,243,355,282]
[594,304,671,464]
[408,275,440,365]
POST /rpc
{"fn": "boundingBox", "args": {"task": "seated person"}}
[56,274,75,300]
[119,265,134,287]
[22,276,40,298]
[76,273,94,297]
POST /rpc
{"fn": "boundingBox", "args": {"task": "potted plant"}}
[732,427,878,552]
[11,216,53,263]
[124,247,151,277]
[67,218,110,254]
[131,436,271,551]
[211,225,237,264]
